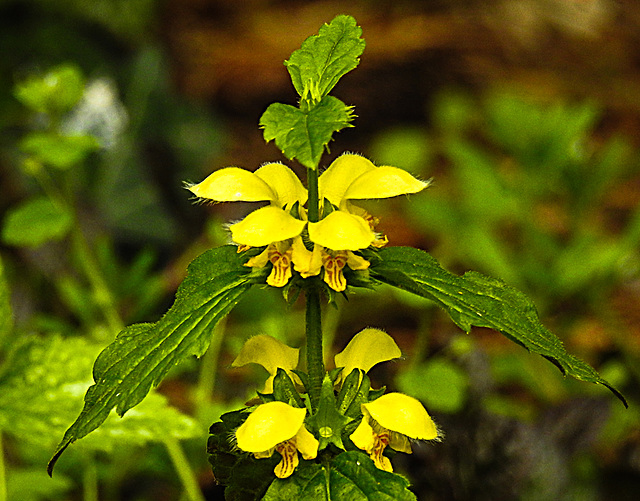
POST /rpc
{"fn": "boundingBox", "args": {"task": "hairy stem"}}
[307,165,319,223]
[306,287,324,411]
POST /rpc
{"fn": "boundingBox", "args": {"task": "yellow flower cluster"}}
[189,153,429,291]
[231,328,439,478]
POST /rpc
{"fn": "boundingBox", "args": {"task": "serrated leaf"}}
[368,246,627,407]
[0,335,200,453]
[284,14,365,99]
[81,392,202,452]
[48,246,258,473]
[20,132,99,169]
[263,451,416,500]
[261,96,353,169]
[2,197,73,247]
[0,335,100,444]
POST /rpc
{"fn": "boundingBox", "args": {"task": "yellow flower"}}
[334,328,402,383]
[243,240,295,288]
[232,335,300,393]
[309,153,429,251]
[291,240,369,292]
[235,401,319,478]
[189,154,428,292]
[349,393,439,472]
[188,162,307,246]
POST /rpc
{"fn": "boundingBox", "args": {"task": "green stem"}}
[82,455,98,501]
[307,166,319,223]
[0,434,6,501]
[304,163,324,411]
[194,319,226,420]
[306,287,324,411]
[71,226,124,335]
[163,438,206,501]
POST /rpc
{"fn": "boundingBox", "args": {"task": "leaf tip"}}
[47,440,71,477]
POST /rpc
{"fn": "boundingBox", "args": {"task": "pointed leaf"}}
[261,96,354,169]
[368,246,627,406]
[48,245,259,473]
[284,14,365,99]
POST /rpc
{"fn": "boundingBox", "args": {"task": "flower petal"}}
[236,401,306,452]
[265,245,294,288]
[343,166,430,201]
[334,328,402,380]
[318,154,376,206]
[232,334,299,376]
[294,425,320,460]
[255,163,308,209]
[291,238,323,278]
[307,211,374,251]
[349,416,376,453]
[274,441,299,478]
[230,206,306,246]
[362,393,438,440]
[189,167,276,202]
[346,251,370,271]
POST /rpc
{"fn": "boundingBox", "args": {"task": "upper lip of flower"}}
[333,327,402,383]
[188,162,308,247]
[188,153,429,251]
[234,400,319,478]
[360,393,439,440]
[231,334,300,393]
[235,401,309,453]
[311,153,430,251]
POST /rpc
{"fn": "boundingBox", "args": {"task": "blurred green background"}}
[1,1,639,500]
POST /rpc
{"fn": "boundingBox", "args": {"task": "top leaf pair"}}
[260,15,365,169]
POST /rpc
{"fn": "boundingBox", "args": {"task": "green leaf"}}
[263,451,416,500]
[20,132,99,169]
[261,96,354,169]
[0,335,200,453]
[284,14,365,100]
[48,246,259,473]
[14,64,85,115]
[2,196,73,247]
[306,373,352,451]
[0,335,101,444]
[81,392,202,452]
[368,246,627,407]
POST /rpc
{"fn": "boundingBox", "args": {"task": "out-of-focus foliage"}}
[367,88,640,500]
